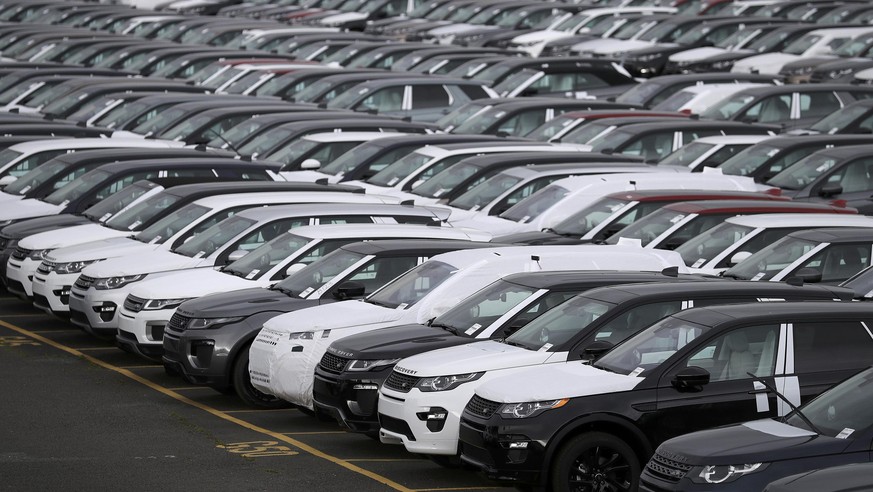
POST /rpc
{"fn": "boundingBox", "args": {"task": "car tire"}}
[550,432,639,492]
[232,345,290,409]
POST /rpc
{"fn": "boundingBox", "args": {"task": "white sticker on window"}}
[835,428,855,439]
[128,220,142,230]
[99,213,112,222]
[538,343,553,352]
[692,258,706,268]
[396,303,408,310]
[388,177,400,186]
[60,200,70,208]
[300,287,314,298]
[19,185,30,194]
[246,269,259,279]
[149,236,161,244]
[465,323,481,335]
[433,188,446,197]
[751,272,766,281]
[669,214,686,224]
[194,251,206,259]
[629,367,645,377]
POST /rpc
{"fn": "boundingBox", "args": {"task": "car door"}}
[808,156,873,214]
[651,322,784,444]
[793,91,843,129]
[214,217,315,266]
[777,242,872,284]
[408,84,452,122]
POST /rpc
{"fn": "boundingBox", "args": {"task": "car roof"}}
[454,152,645,168]
[786,227,873,242]
[607,190,781,202]
[166,181,361,199]
[806,143,873,159]
[607,120,777,131]
[301,131,405,143]
[686,135,772,145]
[672,300,873,327]
[340,239,496,255]
[743,134,873,149]
[49,148,235,165]
[731,83,873,98]
[558,110,687,120]
[499,270,710,290]
[726,213,873,228]
[584,280,852,305]
[663,199,853,214]
[272,223,490,241]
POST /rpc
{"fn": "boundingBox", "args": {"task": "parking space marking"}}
[414,488,502,491]
[0,319,416,492]
[0,335,41,347]
[30,329,81,333]
[118,365,163,368]
[76,347,116,351]
[216,441,299,458]
[282,431,349,435]
[165,386,216,391]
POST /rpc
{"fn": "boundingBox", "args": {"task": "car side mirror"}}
[581,340,614,362]
[0,175,16,187]
[227,250,247,263]
[819,183,842,198]
[671,366,710,392]
[505,318,531,335]
[332,281,366,300]
[739,115,757,124]
[663,236,687,250]
[285,263,306,277]
[793,267,822,283]
[730,251,752,266]
[300,158,320,170]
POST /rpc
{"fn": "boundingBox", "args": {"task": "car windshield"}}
[41,89,92,115]
[134,203,211,244]
[92,99,150,129]
[263,138,320,165]
[449,172,522,210]
[104,191,182,232]
[500,184,570,222]
[43,169,111,206]
[616,80,665,106]
[810,104,870,134]
[675,222,754,267]
[367,151,431,186]
[433,280,538,337]
[674,24,712,45]
[0,80,43,104]
[23,81,78,108]
[3,159,66,195]
[173,215,257,258]
[767,153,837,191]
[67,94,121,121]
[491,69,539,98]
[273,249,367,297]
[318,142,384,176]
[554,14,586,33]
[659,142,716,169]
[505,296,614,351]
[437,102,490,131]
[238,126,294,157]
[131,106,187,136]
[605,208,688,246]
[411,161,481,198]
[715,27,757,49]
[159,113,211,141]
[222,232,315,280]
[719,144,779,176]
[527,115,578,141]
[638,21,679,42]
[81,181,156,223]
[652,90,696,112]
[702,94,755,120]
[723,235,820,280]
[588,128,633,152]
[452,106,509,134]
[560,121,615,145]
[595,317,709,376]
[203,67,243,90]
[366,260,457,309]
[748,28,792,53]
[549,197,631,236]
[208,118,271,149]
[783,34,821,55]
[785,367,873,436]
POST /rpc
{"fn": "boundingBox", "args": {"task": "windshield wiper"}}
[430,322,459,335]
[746,372,822,435]
[501,339,530,349]
[270,285,296,297]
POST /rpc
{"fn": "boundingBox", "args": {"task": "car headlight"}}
[710,60,734,70]
[827,68,853,79]
[54,260,97,275]
[186,316,245,330]
[498,398,568,418]
[515,40,541,47]
[29,249,52,260]
[142,298,193,311]
[0,219,15,227]
[94,274,146,290]
[289,331,315,340]
[691,463,767,484]
[789,66,813,75]
[346,358,401,371]
[630,53,660,63]
[416,372,483,392]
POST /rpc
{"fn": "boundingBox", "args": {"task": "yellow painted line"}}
[30,329,81,333]
[0,313,51,317]
[282,431,348,435]
[164,386,216,391]
[223,408,297,413]
[118,365,163,369]
[76,347,116,351]
[345,459,424,462]
[414,488,501,492]
[0,319,415,492]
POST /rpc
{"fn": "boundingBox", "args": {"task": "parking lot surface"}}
[0,293,509,492]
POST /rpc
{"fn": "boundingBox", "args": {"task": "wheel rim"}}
[567,445,633,492]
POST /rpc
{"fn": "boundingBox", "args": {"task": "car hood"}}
[328,323,470,359]
[669,47,728,62]
[46,236,157,263]
[81,249,206,278]
[261,299,411,334]
[19,223,132,250]
[394,339,558,376]
[449,213,522,235]
[732,53,800,74]
[0,198,62,220]
[319,12,367,23]
[588,39,656,55]
[176,287,319,318]
[654,419,849,465]
[512,30,571,45]
[496,231,586,245]
[127,268,260,300]
[0,193,24,203]
[2,214,91,239]
[476,362,642,402]
[279,170,332,182]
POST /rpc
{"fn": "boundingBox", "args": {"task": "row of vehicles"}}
[1,0,873,490]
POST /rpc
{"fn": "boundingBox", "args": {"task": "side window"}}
[293,238,353,267]
[317,215,372,224]
[742,95,791,123]
[794,243,871,283]
[231,218,311,252]
[167,168,218,178]
[620,132,674,161]
[661,214,733,250]
[408,154,468,187]
[682,324,780,381]
[592,301,683,345]
[856,114,873,133]
[491,176,562,215]
[363,145,421,176]
[703,144,745,167]
[765,147,818,177]
[798,92,841,120]
[531,72,608,93]
[51,164,95,189]
[173,206,253,247]
[5,149,67,177]
[412,85,450,109]
[496,110,547,136]
[497,291,577,338]
[459,85,489,100]
[792,321,873,373]
[93,171,157,202]
[823,157,873,193]
[681,129,721,146]
[716,228,788,268]
[356,86,405,112]
[346,256,420,294]
[392,215,439,225]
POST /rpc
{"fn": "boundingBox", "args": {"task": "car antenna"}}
[205,128,240,155]
[745,372,822,435]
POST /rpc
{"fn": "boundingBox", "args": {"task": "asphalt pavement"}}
[0,292,510,491]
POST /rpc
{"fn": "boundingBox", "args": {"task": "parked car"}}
[615,72,783,108]
[657,135,770,171]
[764,463,873,492]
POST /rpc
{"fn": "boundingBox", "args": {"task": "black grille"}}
[383,371,420,393]
[465,395,501,419]
[645,452,694,483]
[74,275,95,290]
[36,261,56,275]
[379,414,416,441]
[319,352,349,374]
[123,295,146,313]
[11,246,31,261]
[167,312,190,332]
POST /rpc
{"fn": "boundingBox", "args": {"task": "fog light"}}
[417,407,448,432]
[353,384,379,390]
[509,442,528,449]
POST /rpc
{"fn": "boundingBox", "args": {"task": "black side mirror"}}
[505,318,530,336]
[581,340,614,362]
[664,237,688,250]
[819,183,843,198]
[672,366,710,392]
[332,281,366,300]
[793,267,822,283]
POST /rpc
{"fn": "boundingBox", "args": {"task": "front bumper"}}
[458,414,545,485]
[162,318,256,390]
[116,306,174,361]
[6,256,39,299]
[70,283,136,335]
[312,365,392,434]
[31,271,77,314]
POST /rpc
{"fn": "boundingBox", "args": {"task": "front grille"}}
[383,371,420,393]
[465,394,501,419]
[644,452,694,483]
[11,246,31,261]
[319,352,349,374]
[0,237,7,250]
[74,275,95,290]
[36,261,56,275]
[123,295,146,313]
[379,414,416,441]
[167,312,190,332]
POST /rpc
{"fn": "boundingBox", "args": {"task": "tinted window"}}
[682,324,780,381]
[792,321,873,373]
[592,301,684,345]
[412,85,450,109]
[792,243,872,283]
[798,92,841,120]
